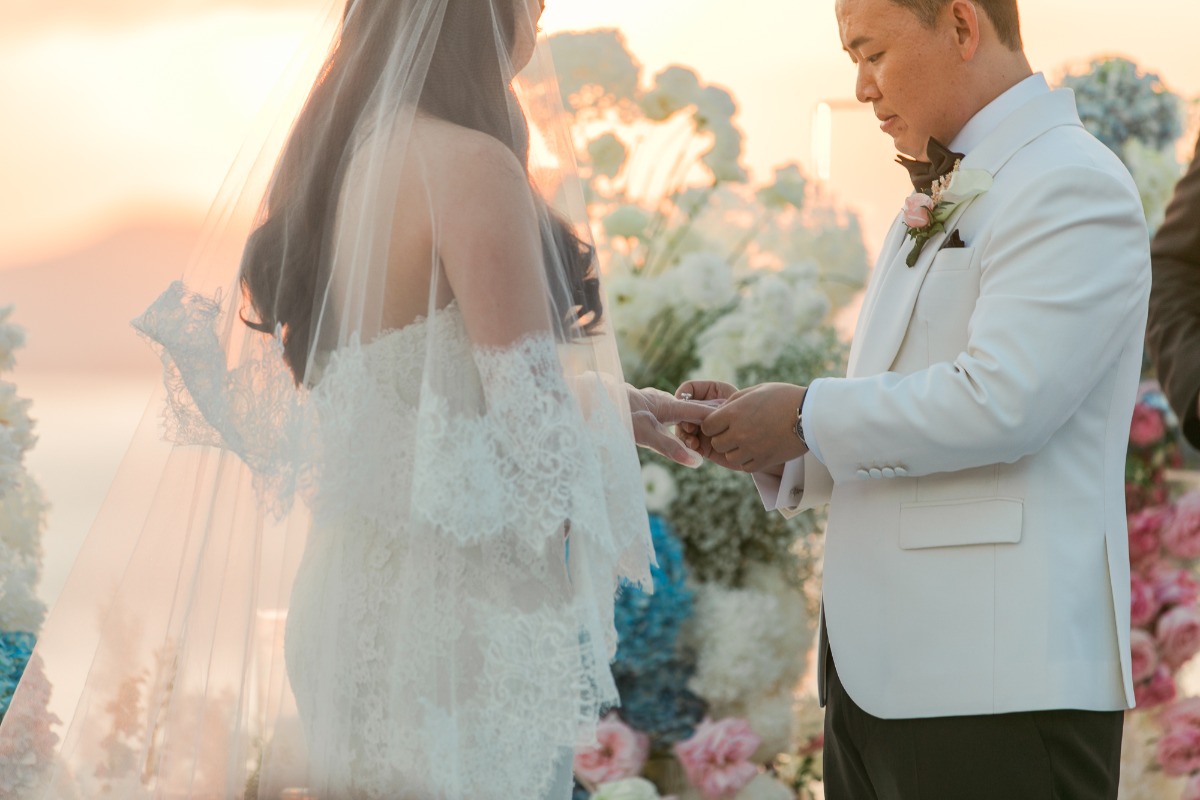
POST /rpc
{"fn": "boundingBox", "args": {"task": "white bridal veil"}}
[0,0,655,797]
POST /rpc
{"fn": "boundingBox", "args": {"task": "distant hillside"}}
[0,220,232,374]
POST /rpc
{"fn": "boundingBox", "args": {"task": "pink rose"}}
[1131,573,1162,628]
[902,193,935,229]
[1154,565,1200,608]
[574,713,650,787]
[1164,492,1200,560]
[1158,604,1200,669]
[673,717,762,800]
[1130,403,1167,447]
[1158,724,1200,776]
[1130,628,1160,683]
[1183,773,1200,800]
[1136,664,1177,709]
[1129,507,1171,567]
[1161,697,1200,734]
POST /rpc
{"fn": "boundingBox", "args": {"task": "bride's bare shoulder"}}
[412,117,531,213]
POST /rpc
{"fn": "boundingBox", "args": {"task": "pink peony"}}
[1130,403,1167,447]
[1164,493,1200,560]
[901,193,935,229]
[1154,565,1200,608]
[1161,697,1200,735]
[673,717,762,800]
[1129,507,1171,566]
[1136,664,1177,709]
[1131,573,1162,629]
[1130,628,1160,683]
[1158,604,1200,669]
[1183,773,1200,800]
[574,713,651,787]
[1158,724,1200,776]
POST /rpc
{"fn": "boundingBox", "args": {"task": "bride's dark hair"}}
[239,0,602,382]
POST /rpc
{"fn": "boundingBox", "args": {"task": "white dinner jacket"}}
[766,88,1149,719]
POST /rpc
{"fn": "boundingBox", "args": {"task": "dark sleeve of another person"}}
[1149,131,1200,449]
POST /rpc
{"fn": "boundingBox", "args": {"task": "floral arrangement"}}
[0,307,48,721]
[0,307,57,794]
[544,30,869,800]
[1059,57,1185,234]
[1119,384,1200,800]
[899,160,991,266]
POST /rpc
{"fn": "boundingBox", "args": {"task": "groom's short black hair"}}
[891,0,1023,52]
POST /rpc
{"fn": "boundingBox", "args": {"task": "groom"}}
[681,0,1149,797]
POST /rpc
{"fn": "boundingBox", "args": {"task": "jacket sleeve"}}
[805,163,1151,482]
[1148,131,1200,449]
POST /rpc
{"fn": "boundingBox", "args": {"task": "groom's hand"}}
[701,382,808,472]
[675,380,738,468]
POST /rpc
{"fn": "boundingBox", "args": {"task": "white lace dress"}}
[277,302,649,799]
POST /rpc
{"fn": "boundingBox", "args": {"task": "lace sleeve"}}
[131,281,316,514]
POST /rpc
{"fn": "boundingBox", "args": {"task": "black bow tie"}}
[896,137,965,194]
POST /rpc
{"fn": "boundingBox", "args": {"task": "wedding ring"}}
[680,392,693,401]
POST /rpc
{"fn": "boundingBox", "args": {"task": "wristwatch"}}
[794,401,808,448]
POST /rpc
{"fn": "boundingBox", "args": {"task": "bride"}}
[0,0,707,797]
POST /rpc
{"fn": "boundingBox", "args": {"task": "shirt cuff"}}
[802,378,825,464]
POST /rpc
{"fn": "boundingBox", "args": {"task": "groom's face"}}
[837,0,965,158]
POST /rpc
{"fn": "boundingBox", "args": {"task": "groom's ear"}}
[947,0,981,60]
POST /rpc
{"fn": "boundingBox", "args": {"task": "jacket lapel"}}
[848,89,1085,378]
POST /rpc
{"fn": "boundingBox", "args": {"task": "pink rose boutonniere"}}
[901,161,992,267]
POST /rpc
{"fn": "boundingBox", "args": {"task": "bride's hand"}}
[626,385,715,468]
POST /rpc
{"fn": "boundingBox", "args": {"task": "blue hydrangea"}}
[1061,57,1183,162]
[611,515,707,747]
[0,631,36,719]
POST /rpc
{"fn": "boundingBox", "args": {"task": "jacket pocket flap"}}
[899,497,1023,550]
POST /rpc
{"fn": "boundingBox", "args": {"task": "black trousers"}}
[823,651,1124,800]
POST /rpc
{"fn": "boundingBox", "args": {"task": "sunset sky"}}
[3,0,1199,609]
[2,0,1198,272]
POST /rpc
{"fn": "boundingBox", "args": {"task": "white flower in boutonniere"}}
[901,162,992,267]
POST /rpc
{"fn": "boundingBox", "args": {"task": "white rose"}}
[641,462,678,514]
[588,133,629,179]
[603,205,653,239]
[592,777,662,800]
[938,168,992,204]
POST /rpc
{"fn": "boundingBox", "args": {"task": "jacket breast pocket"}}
[928,246,975,272]
[899,497,1023,550]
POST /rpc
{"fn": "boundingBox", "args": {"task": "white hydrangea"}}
[639,65,701,122]
[0,307,24,372]
[641,462,678,514]
[1123,138,1184,233]
[701,119,748,184]
[604,205,653,239]
[670,252,737,312]
[0,478,49,632]
[757,164,809,210]
[693,85,737,131]
[687,564,813,706]
[592,778,662,800]
[588,133,629,179]
[547,29,641,110]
